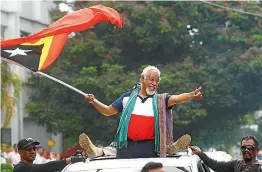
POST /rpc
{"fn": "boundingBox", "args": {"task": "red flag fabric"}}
[1,4,123,47]
[0,4,123,71]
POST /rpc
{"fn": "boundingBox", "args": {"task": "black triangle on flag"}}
[1,44,44,72]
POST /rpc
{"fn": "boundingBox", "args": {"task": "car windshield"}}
[82,166,191,172]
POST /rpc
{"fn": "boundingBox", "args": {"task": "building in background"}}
[1,0,63,153]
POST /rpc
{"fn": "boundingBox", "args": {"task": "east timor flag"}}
[0,4,122,71]
[1,34,68,71]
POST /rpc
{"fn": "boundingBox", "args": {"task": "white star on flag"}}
[3,48,33,57]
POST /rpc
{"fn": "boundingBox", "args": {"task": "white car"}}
[202,151,233,172]
[61,154,211,172]
[204,151,233,162]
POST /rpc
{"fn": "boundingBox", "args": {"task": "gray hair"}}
[141,65,161,78]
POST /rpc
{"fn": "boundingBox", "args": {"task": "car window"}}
[198,161,206,172]
[201,163,211,172]
[80,166,191,172]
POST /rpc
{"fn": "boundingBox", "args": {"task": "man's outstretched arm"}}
[190,146,236,172]
[167,86,203,107]
[85,94,118,116]
[29,159,68,172]
[15,158,71,172]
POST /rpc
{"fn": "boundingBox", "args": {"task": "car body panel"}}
[62,155,204,172]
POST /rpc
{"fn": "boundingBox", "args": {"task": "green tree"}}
[1,61,23,128]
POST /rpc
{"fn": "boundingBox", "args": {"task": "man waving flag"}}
[1,4,123,72]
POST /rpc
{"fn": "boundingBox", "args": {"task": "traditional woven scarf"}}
[113,87,160,152]
[157,93,174,157]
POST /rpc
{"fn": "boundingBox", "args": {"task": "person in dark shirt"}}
[14,137,85,172]
[190,135,262,172]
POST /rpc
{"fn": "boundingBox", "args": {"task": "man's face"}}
[141,70,160,95]
[18,144,37,162]
[241,139,259,162]
[148,168,165,172]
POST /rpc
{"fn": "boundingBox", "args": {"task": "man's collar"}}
[243,159,259,166]
[138,93,155,98]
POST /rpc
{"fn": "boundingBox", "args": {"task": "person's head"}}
[56,154,61,160]
[37,146,44,156]
[17,137,40,163]
[43,150,50,159]
[13,144,18,152]
[141,162,164,172]
[240,135,259,162]
[50,152,57,159]
[140,65,161,96]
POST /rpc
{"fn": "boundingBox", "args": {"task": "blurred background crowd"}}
[0,143,61,166]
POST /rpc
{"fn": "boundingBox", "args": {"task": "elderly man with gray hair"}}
[83,65,203,159]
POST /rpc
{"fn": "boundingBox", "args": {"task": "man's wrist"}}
[91,99,97,105]
[190,92,195,99]
[198,151,205,157]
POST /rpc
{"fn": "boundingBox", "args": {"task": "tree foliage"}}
[1,61,23,128]
[25,1,262,149]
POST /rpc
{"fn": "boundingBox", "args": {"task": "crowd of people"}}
[0,143,61,166]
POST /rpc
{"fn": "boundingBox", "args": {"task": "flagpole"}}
[37,71,87,96]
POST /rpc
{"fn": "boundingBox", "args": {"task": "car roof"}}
[63,154,201,172]
[204,151,233,161]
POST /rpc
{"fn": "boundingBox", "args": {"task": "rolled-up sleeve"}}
[111,91,131,112]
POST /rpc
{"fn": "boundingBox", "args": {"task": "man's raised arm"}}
[85,94,118,116]
[29,159,68,172]
[189,146,236,172]
[167,86,203,107]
